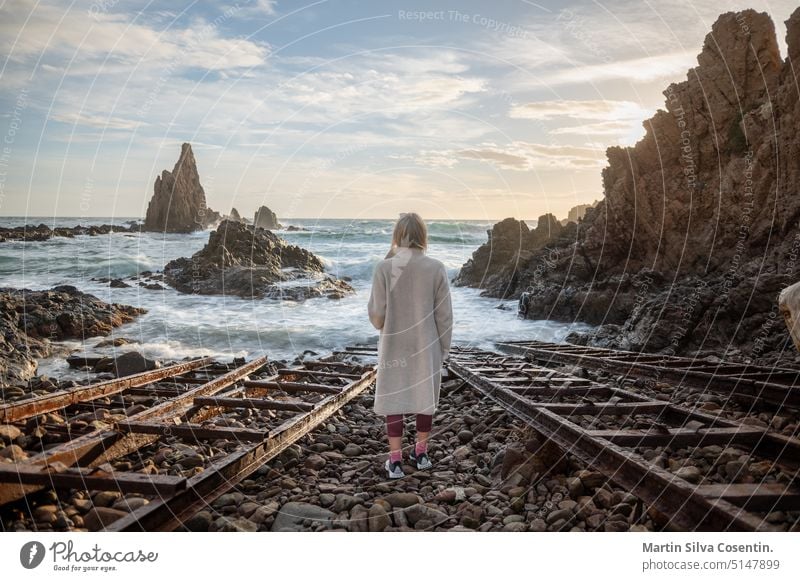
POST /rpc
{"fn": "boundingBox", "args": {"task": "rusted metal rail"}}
[495,340,800,410]
[0,348,377,532]
[447,346,800,532]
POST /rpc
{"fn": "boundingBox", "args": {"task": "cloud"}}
[549,52,697,84]
[50,111,141,130]
[510,99,648,121]
[0,0,269,72]
[455,141,605,171]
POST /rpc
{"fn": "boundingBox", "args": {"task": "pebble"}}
[502,522,527,532]
[0,425,22,442]
[342,443,362,457]
[383,493,422,508]
[83,507,128,531]
[674,466,703,484]
[457,430,474,443]
[368,504,391,532]
[184,511,213,532]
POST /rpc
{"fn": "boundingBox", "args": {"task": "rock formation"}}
[143,143,221,233]
[253,205,281,230]
[227,207,248,224]
[163,220,353,300]
[456,9,800,363]
[0,223,136,243]
[455,214,569,290]
[0,286,145,385]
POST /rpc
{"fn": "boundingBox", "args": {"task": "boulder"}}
[271,502,335,531]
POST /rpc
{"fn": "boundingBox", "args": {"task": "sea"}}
[0,217,592,375]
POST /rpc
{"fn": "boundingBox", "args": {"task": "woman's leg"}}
[386,414,404,463]
[415,414,433,454]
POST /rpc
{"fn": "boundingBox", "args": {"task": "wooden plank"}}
[0,357,213,423]
[0,464,186,495]
[117,422,267,442]
[587,427,764,447]
[697,483,800,512]
[193,396,314,412]
[242,380,342,394]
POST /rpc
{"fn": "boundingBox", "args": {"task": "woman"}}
[367,212,453,479]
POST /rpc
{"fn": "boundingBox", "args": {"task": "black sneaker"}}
[385,459,405,479]
[409,448,433,470]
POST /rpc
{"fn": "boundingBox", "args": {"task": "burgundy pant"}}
[386,414,433,437]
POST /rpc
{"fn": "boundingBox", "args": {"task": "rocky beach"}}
[1,5,799,540]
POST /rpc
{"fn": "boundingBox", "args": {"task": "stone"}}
[457,430,474,443]
[0,444,26,460]
[342,443,362,457]
[250,502,280,525]
[271,502,335,532]
[93,491,121,507]
[0,425,22,442]
[383,493,422,508]
[502,522,528,532]
[143,143,220,233]
[184,511,213,532]
[94,351,160,378]
[675,466,703,484]
[368,504,391,532]
[319,493,335,507]
[83,507,128,531]
[304,454,327,470]
[219,517,258,532]
[332,494,361,513]
[348,504,369,532]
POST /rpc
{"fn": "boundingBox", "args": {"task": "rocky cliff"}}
[143,143,220,233]
[254,205,281,230]
[163,220,353,300]
[456,9,800,362]
[0,286,145,386]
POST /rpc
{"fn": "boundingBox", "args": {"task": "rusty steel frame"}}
[496,340,800,409]
[448,347,800,532]
[0,355,269,506]
[106,361,376,531]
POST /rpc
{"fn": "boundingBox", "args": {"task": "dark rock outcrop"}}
[253,205,281,230]
[456,9,800,363]
[455,214,569,291]
[0,223,136,243]
[143,143,220,233]
[0,286,146,384]
[163,220,353,300]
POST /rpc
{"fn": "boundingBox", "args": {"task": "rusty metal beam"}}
[0,357,213,423]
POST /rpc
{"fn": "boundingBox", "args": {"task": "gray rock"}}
[368,504,391,532]
[271,502,335,532]
[383,493,422,508]
[184,511,213,532]
[342,443,363,457]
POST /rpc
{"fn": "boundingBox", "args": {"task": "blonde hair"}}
[391,212,427,251]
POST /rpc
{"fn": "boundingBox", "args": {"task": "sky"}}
[0,0,797,221]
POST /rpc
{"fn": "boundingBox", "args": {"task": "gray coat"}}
[367,247,453,416]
